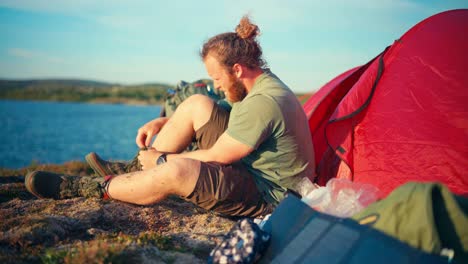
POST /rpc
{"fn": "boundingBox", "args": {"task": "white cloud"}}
[0,0,439,36]
[7,48,65,64]
[8,48,36,58]
[2,0,465,90]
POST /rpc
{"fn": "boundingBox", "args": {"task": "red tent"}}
[303,9,468,198]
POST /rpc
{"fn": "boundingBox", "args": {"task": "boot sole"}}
[25,170,64,199]
[85,152,109,178]
[25,171,44,199]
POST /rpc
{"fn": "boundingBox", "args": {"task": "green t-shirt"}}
[226,71,316,204]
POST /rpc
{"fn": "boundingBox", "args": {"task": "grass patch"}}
[1,161,234,263]
[37,231,186,264]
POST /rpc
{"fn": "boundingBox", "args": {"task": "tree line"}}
[0,79,174,105]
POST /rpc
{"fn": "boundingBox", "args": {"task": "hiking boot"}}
[85,151,143,178]
[25,171,107,199]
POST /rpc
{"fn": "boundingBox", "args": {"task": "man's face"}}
[204,55,247,102]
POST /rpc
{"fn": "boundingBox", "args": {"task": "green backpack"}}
[160,79,226,118]
[352,182,468,263]
[160,79,228,151]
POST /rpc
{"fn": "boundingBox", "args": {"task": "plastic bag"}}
[295,176,318,197]
[302,178,379,218]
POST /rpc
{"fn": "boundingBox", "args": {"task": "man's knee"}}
[177,94,213,114]
[177,94,215,130]
[159,158,201,197]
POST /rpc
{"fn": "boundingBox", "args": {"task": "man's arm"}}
[173,132,253,164]
[135,117,170,148]
[137,132,253,170]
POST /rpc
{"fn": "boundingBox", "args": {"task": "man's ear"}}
[232,63,243,78]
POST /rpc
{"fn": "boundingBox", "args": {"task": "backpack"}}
[160,79,226,118]
[352,182,468,263]
[160,79,228,151]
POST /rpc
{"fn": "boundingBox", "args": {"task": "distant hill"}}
[0,79,175,105]
[0,78,310,105]
[0,79,114,89]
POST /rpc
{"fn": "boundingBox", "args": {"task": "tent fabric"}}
[304,9,468,198]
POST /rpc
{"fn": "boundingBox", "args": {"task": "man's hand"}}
[135,117,169,148]
[138,148,163,171]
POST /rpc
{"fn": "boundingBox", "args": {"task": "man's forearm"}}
[163,133,252,165]
[155,117,170,127]
[167,149,228,164]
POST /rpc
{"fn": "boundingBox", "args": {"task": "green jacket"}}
[352,182,468,263]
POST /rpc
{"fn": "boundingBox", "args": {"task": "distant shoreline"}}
[0,79,311,106]
[0,78,173,106]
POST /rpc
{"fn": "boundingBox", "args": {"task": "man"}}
[25,16,316,218]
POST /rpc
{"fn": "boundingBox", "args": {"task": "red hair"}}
[200,15,267,72]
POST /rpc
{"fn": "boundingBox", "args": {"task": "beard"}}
[227,74,247,102]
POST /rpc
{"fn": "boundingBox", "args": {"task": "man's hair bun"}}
[235,15,260,39]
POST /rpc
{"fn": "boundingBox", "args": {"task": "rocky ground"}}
[0,161,235,263]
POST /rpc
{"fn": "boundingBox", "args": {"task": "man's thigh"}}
[194,103,230,150]
[183,161,273,218]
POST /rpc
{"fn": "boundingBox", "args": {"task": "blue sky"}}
[1,1,467,93]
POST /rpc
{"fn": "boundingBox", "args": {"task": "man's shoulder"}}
[250,80,297,109]
[235,70,297,115]
[254,71,289,91]
[233,93,278,117]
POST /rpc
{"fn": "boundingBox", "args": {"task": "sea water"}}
[0,100,161,168]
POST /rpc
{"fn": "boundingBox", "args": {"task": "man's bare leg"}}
[106,158,200,205]
[153,94,215,153]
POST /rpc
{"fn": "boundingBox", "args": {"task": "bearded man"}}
[25,16,316,218]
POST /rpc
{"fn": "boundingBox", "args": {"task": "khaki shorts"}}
[184,104,273,218]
